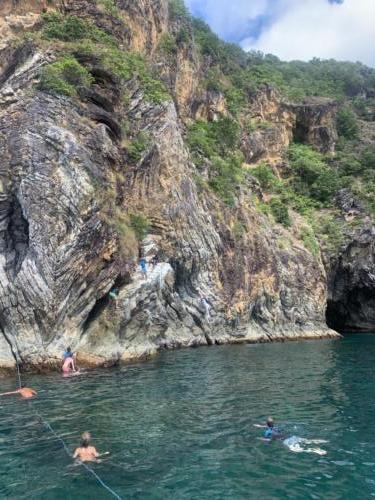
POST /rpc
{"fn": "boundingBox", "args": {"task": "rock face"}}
[241,88,338,165]
[0,0,343,372]
[327,224,375,332]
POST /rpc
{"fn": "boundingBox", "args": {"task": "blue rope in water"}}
[32,406,123,500]
[16,362,123,500]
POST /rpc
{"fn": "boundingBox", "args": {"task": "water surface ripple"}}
[0,334,374,499]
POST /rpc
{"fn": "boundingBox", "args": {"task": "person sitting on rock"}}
[73,432,108,462]
[0,387,37,399]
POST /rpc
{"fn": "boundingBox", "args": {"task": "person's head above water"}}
[267,417,274,428]
[81,431,91,448]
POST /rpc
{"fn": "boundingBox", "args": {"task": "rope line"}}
[16,363,123,500]
[16,361,22,390]
[33,406,123,500]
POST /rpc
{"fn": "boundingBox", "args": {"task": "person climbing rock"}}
[0,387,37,399]
[73,432,108,462]
[199,294,211,320]
[109,288,119,309]
[140,257,148,279]
[151,254,159,270]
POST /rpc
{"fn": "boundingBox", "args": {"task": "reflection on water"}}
[1,334,375,499]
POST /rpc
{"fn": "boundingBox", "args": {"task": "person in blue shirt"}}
[63,346,73,360]
[255,417,282,441]
[264,417,278,439]
[140,258,147,279]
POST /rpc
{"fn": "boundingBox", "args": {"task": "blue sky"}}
[185,0,375,66]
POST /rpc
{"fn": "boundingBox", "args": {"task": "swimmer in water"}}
[254,417,282,441]
[0,386,37,399]
[73,432,109,462]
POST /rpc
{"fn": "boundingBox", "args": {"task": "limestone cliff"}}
[0,0,358,373]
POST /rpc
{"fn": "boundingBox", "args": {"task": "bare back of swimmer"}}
[0,387,37,399]
[73,432,101,462]
[62,356,76,374]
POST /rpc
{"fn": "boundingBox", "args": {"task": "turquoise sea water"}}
[1,334,375,499]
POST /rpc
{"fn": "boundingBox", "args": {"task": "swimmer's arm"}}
[253,424,267,428]
[0,391,18,396]
[98,451,110,457]
[73,449,80,459]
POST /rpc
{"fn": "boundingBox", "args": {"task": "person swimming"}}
[73,432,108,462]
[254,417,282,440]
[255,418,328,454]
[264,417,281,440]
[0,387,37,399]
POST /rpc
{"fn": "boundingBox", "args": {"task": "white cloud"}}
[185,0,270,41]
[241,0,375,66]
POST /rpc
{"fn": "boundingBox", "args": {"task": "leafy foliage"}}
[39,55,93,96]
[96,0,120,17]
[158,33,178,55]
[270,198,291,227]
[287,144,342,204]
[299,226,320,256]
[129,214,150,241]
[168,0,190,20]
[187,118,243,205]
[78,43,170,103]
[42,13,114,45]
[127,133,150,163]
[337,108,359,139]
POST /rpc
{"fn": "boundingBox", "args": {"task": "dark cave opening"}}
[292,121,310,145]
[326,287,375,333]
[81,274,130,332]
[5,197,29,277]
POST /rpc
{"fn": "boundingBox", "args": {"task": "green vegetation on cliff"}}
[34,1,375,246]
[37,12,169,104]
[178,2,375,239]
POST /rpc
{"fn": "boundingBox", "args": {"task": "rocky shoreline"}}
[0,1,372,375]
[0,325,341,377]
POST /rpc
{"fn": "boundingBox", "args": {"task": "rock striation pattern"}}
[0,0,345,372]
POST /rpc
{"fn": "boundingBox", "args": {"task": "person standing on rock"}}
[140,257,148,279]
[200,294,211,321]
[151,254,159,270]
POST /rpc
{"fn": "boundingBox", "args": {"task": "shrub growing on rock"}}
[39,56,93,96]
[270,198,291,227]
